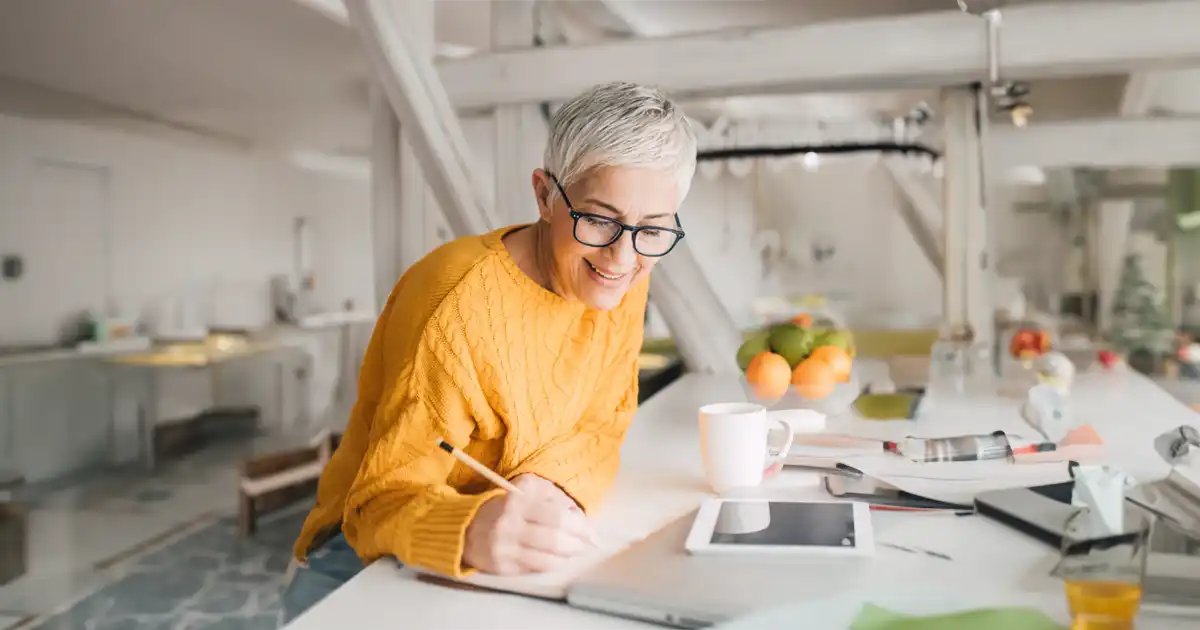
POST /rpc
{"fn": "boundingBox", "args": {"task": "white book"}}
[414,531,642,600]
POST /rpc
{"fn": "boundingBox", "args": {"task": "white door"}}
[1,160,111,346]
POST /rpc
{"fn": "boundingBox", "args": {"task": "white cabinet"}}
[68,360,114,471]
[2,359,113,482]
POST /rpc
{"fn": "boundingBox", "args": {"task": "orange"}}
[808,345,853,383]
[745,351,792,401]
[791,313,813,328]
[791,357,837,399]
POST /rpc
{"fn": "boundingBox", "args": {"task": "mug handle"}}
[766,418,795,469]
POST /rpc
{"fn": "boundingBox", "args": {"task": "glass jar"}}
[964,341,997,396]
[928,336,969,399]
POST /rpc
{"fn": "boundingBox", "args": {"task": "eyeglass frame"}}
[547,173,685,258]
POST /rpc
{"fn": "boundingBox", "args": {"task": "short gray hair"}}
[544,82,697,207]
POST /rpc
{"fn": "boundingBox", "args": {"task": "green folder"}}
[853,390,924,420]
[850,603,1064,630]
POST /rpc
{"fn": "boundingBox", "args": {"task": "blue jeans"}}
[280,533,366,625]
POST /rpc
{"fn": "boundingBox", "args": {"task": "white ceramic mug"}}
[698,402,795,494]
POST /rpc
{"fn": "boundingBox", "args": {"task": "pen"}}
[879,542,953,561]
[436,438,525,495]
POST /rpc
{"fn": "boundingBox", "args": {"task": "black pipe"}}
[698,142,940,162]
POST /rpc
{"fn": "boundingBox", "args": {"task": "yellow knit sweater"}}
[292,225,647,578]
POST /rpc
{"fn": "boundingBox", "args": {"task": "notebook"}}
[414,530,644,600]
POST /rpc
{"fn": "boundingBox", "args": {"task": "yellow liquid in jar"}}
[1064,580,1142,630]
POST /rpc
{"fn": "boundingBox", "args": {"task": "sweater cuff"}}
[510,463,597,514]
[405,489,505,579]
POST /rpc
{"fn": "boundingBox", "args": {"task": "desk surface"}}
[286,366,1199,630]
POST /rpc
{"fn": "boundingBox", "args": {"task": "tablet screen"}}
[709,501,858,548]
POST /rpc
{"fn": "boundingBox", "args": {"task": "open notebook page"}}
[413,530,643,600]
[844,455,1072,505]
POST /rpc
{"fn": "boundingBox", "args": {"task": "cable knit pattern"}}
[292,225,647,579]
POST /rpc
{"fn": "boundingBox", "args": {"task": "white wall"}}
[677,156,944,330]
[0,112,374,346]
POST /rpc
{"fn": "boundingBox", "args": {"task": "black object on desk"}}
[974,481,1077,547]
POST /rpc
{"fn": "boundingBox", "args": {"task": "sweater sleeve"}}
[341,319,503,578]
[509,286,647,513]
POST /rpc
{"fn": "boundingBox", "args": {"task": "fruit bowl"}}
[739,368,862,417]
[737,318,860,417]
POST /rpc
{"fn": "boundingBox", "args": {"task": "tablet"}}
[684,498,873,556]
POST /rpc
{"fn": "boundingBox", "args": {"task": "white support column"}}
[397,0,435,271]
[1093,200,1135,331]
[348,0,498,239]
[883,158,945,279]
[941,86,991,342]
[650,246,742,374]
[369,84,400,310]
[966,90,992,346]
[492,1,542,225]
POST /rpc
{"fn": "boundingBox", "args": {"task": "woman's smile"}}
[584,258,635,284]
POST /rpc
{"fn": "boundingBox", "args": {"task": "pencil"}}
[436,438,524,495]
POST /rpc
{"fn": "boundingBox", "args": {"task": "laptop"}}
[566,509,874,628]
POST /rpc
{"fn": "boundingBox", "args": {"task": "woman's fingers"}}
[522,498,598,546]
[514,546,574,574]
[517,521,594,557]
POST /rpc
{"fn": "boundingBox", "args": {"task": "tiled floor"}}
[0,438,310,628]
[1,612,32,630]
[29,508,303,629]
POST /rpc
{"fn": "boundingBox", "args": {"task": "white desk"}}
[286,367,1199,630]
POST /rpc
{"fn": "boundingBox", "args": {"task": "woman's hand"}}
[463,475,596,575]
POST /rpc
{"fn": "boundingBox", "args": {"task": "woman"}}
[281,81,696,622]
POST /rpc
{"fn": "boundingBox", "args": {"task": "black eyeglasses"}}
[548,174,685,258]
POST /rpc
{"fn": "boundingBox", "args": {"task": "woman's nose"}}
[607,231,637,267]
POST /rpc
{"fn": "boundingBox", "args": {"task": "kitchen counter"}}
[0,338,152,367]
[108,336,281,368]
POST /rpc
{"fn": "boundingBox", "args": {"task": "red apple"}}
[1010,327,1051,361]
[1098,349,1121,369]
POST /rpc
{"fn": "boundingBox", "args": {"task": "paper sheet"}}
[843,455,1073,505]
[774,432,884,462]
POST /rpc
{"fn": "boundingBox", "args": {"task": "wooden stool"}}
[238,430,339,537]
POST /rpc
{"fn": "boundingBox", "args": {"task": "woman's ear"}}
[531,169,555,223]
